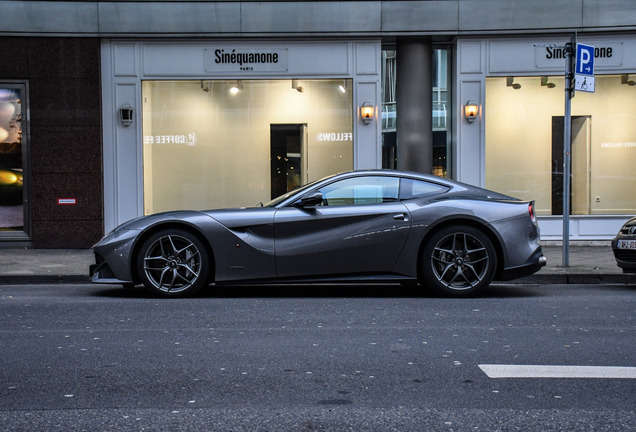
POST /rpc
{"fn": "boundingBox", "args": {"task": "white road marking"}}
[479,364,636,379]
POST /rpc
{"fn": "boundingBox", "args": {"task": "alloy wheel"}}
[142,234,202,294]
[430,231,490,291]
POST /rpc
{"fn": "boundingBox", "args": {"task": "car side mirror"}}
[296,191,323,207]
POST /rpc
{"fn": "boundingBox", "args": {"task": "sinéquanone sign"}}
[204,48,288,72]
[535,42,623,68]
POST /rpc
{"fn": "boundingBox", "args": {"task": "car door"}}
[273,175,411,278]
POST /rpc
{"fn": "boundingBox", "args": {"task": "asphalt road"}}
[0,283,634,431]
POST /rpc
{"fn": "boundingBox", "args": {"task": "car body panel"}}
[91,170,546,289]
[273,202,411,278]
[202,208,277,281]
[393,197,542,280]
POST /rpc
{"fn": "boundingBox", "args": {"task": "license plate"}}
[618,239,636,250]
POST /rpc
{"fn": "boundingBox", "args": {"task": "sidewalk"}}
[0,245,634,285]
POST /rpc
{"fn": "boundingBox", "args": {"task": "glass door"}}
[551,115,591,215]
[270,124,307,199]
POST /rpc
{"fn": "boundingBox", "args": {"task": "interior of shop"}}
[485,74,636,216]
[142,79,353,214]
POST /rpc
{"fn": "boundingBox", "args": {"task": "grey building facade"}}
[1,1,635,247]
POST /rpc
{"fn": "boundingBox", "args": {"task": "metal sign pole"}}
[562,36,576,267]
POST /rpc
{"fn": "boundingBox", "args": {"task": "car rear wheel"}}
[136,229,210,297]
[421,225,496,296]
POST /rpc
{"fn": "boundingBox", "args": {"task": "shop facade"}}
[1,1,635,247]
[101,40,381,232]
[0,37,102,248]
[455,34,636,240]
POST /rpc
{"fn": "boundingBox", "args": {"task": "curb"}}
[505,273,636,285]
[0,275,91,285]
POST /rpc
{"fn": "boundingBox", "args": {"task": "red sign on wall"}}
[57,198,77,205]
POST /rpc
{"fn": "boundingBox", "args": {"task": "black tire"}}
[136,229,211,297]
[420,225,497,297]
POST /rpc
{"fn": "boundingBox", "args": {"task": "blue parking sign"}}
[576,43,595,76]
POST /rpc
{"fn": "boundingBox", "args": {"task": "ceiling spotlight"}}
[229,80,244,95]
[291,79,304,93]
[506,76,521,90]
[541,76,556,88]
[621,74,635,86]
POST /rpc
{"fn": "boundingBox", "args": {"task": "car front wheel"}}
[421,225,496,296]
[136,229,210,297]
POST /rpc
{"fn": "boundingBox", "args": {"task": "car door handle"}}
[393,213,408,221]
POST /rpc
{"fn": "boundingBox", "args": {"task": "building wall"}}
[1,1,635,37]
[1,1,635,246]
[0,37,102,248]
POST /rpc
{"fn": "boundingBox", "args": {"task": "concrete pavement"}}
[0,245,633,285]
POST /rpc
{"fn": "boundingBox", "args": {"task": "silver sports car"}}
[90,170,546,297]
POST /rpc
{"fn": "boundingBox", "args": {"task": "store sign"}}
[535,42,623,69]
[315,132,353,142]
[601,142,636,149]
[204,48,288,72]
[144,133,197,146]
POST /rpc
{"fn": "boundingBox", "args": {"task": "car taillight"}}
[528,202,537,224]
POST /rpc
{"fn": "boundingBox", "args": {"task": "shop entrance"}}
[270,124,307,199]
[551,116,591,215]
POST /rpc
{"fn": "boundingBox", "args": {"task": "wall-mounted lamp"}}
[464,100,479,123]
[506,76,521,90]
[360,102,374,124]
[119,103,133,127]
[541,76,556,88]
[621,74,635,86]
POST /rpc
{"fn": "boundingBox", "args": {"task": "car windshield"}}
[264,176,330,207]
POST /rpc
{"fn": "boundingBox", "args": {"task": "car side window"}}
[318,176,400,206]
[400,178,449,200]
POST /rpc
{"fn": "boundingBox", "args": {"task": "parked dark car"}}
[91,170,546,297]
[611,216,636,273]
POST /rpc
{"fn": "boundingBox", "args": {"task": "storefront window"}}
[142,79,353,214]
[0,83,27,235]
[381,48,451,176]
[432,48,450,177]
[485,74,636,215]
[381,50,397,169]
